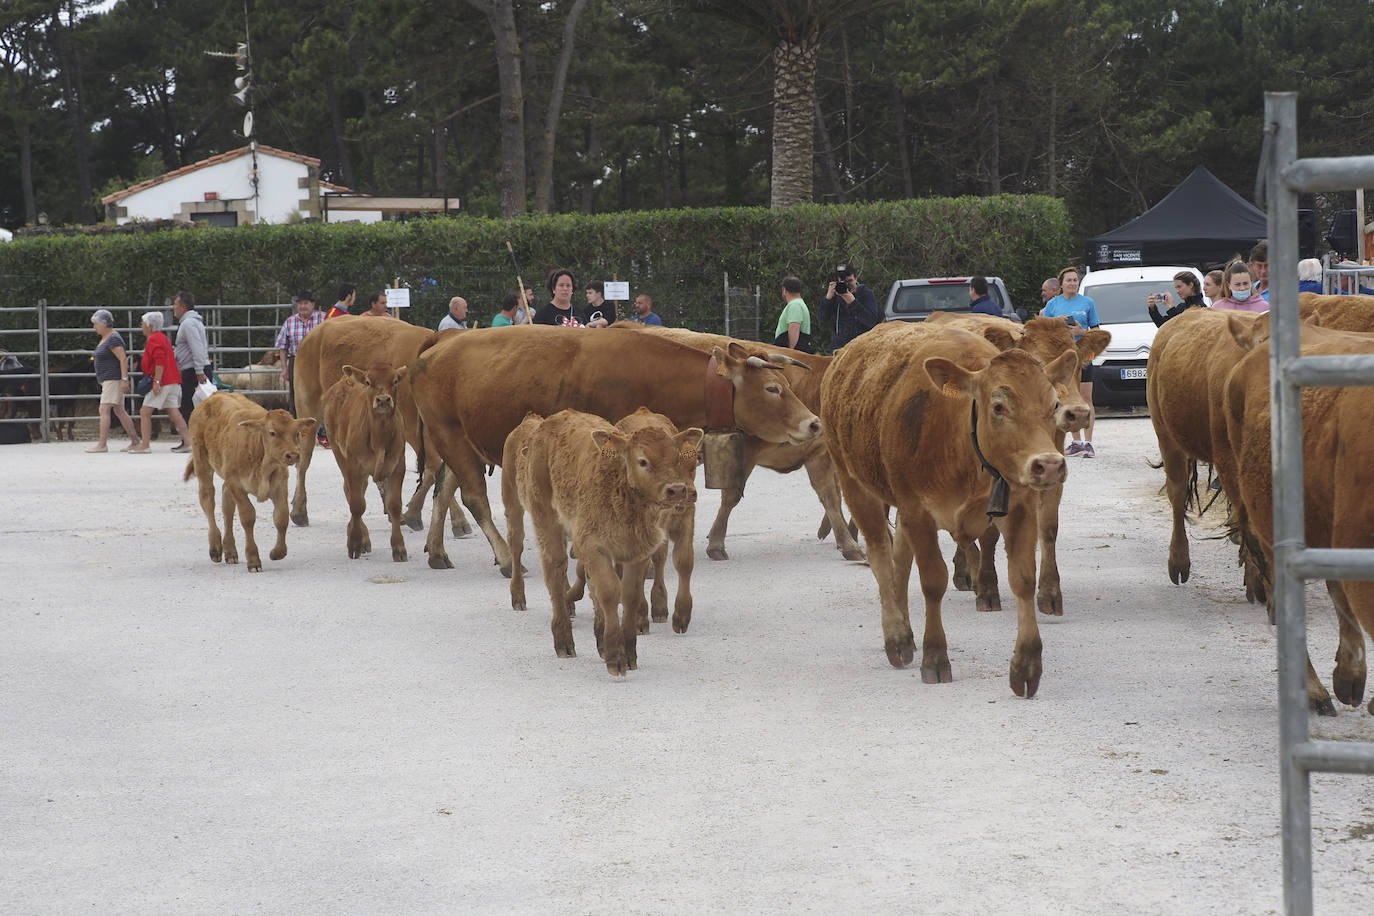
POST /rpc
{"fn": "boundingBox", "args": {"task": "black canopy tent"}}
[1086,166,1268,270]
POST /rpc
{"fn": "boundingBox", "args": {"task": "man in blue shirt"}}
[818,263,879,352]
[968,276,1001,316]
[628,293,664,326]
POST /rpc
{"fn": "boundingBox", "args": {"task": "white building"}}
[101,143,383,227]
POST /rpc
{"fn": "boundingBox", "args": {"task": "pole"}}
[723,271,730,337]
[37,299,50,443]
[506,241,532,324]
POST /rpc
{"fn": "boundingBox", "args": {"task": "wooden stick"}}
[506,240,533,324]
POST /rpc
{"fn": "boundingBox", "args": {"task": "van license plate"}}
[1121,367,1147,380]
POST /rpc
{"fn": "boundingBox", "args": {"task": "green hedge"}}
[0,196,1070,350]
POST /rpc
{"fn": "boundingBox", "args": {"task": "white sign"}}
[603,281,630,301]
[385,287,411,309]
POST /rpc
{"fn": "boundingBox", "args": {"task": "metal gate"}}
[0,301,292,442]
[1262,92,1374,916]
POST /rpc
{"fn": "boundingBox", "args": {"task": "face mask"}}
[1233,287,1252,301]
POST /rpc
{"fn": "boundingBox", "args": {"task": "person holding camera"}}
[1146,272,1205,327]
[818,263,879,353]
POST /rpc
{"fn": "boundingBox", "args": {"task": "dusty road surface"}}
[3,417,1372,914]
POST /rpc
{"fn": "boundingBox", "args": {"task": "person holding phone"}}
[1146,271,1206,327]
[1040,266,1101,457]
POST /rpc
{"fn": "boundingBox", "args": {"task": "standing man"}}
[1249,241,1270,302]
[583,281,615,327]
[628,293,663,326]
[1040,277,1060,313]
[818,263,879,352]
[275,290,324,431]
[171,290,210,452]
[437,296,468,330]
[362,291,396,318]
[773,276,813,352]
[968,276,1001,316]
[325,284,355,319]
[490,293,520,327]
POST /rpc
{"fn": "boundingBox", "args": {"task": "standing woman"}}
[1202,269,1226,304]
[1146,271,1206,326]
[130,311,191,453]
[86,309,142,453]
[1210,260,1268,312]
[1040,266,1102,457]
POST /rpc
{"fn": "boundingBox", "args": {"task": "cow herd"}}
[175,300,1374,708]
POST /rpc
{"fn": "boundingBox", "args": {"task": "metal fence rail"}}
[1264,91,1374,916]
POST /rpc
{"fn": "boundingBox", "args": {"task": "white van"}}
[1077,265,1208,408]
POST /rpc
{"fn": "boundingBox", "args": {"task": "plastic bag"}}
[192,380,218,406]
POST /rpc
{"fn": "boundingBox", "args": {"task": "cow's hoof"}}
[637,620,650,635]
[348,548,362,559]
[511,598,526,611]
[428,553,453,570]
[672,614,690,634]
[605,654,628,677]
[290,512,309,527]
[1169,561,1191,584]
[650,605,668,623]
[224,553,238,565]
[885,635,915,669]
[555,644,576,659]
[498,562,514,579]
[1333,668,1366,708]
[976,595,1001,613]
[1009,653,1042,698]
[707,547,728,561]
[210,550,222,563]
[247,562,262,573]
[841,546,866,562]
[921,653,953,684]
[269,546,287,562]
[451,520,473,539]
[952,571,973,592]
[1312,695,1337,717]
[392,547,407,562]
[1010,670,1040,699]
[403,514,423,532]
[1037,593,1063,616]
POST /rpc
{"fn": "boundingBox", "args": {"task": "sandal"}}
[170,443,191,454]
[84,445,108,453]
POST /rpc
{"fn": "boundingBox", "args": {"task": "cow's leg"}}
[449,493,473,538]
[532,509,574,658]
[342,469,370,559]
[198,468,222,563]
[670,514,695,633]
[384,466,407,562]
[584,548,630,675]
[804,448,865,561]
[289,429,316,527]
[232,486,265,572]
[900,510,952,684]
[951,544,973,592]
[844,479,914,668]
[969,525,1002,612]
[1036,485,1064,616]
[503,474,527,611]
[1327,580,1368,710]
[424,465,458,569]
[705,481,747,561]
[648,540,669,625]
[450,443,512,576]
[220,481,240,565]
[998,499,1043,698]
[403,466,430,531]
[268,483,291,564]
[1155,427,1193,584]
[624,552,653,637]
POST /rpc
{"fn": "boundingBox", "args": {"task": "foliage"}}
[0,196,1070,350]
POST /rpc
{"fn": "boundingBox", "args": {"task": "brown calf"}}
[322,363,410,562]
[183,393,316,572]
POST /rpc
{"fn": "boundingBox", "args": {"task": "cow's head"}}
[926,347,1075,491]
[239,409,317,467]
[711,342,821,445]
[1014,318,1112,433]
[342,362,408,414]
[591,425,704,510]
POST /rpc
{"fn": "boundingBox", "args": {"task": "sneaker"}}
[316,433,331,449]
[1081,442,1096,458]
[1064,441,1085,456]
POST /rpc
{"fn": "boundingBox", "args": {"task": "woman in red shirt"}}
[129,310,191,453]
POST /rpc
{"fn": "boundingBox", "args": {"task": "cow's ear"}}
[1077,329,1111,362]
[675,427,705,451]
[710,345,735,377]
[238,419,265,431]
[982,326,1017,351]
[393,365,409,383]
[1228,313,1263,351]
[1044,349,1080,390]
[591,428,628,456]
[925,357,977,399]
[341,365,363,384]
[726,341,749,360]
[295,418,317,436]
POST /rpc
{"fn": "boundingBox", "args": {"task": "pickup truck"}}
[883,276,1020,323]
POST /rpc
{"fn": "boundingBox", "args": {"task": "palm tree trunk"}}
[769,37,818,208]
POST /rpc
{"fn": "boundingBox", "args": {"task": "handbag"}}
[135,376,153,396]
[192,379,218,406]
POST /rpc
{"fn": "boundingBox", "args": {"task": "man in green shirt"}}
[490,293,520,327]
[773,275,813,352]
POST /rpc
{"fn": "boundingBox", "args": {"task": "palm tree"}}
[690,0,894,208]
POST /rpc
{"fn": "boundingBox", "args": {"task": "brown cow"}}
[1297,291,1374,332]
[322,362,410,562]
[410,324,821,576]
[1222,315,1374,715]
[519,409,702,675]
[926,314,1109,615]
[183,392,316,572]
[290,316,470,538]
[218,349,288,410]
[612,324,862,562]
[822,322,1076,697]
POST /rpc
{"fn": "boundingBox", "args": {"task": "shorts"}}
[99,379,125,405]
[142,383,182,409]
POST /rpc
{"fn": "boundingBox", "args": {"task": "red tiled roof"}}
[101,145,322,204]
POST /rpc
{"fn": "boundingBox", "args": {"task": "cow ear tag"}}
[940,380,962,399]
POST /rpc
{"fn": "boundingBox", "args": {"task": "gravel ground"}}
[2,417,1372,915]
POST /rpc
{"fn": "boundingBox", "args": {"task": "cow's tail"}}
[182,456,195,482]
[416,412,428,482]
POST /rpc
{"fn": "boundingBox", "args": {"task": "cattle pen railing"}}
[0,301,293,443]
[1262,92,1374,916]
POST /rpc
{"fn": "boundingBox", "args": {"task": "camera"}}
[835,273,852,291]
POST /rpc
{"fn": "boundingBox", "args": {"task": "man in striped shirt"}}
[275,289,324,422]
